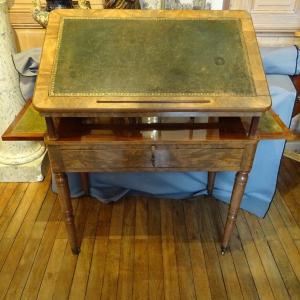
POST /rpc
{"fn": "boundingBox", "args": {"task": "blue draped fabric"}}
[260,46,300,75]
[13,46,297,217]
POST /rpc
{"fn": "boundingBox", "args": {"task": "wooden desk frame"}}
[45,115,262,255]
[29,10,293,255]
[2,102,295,256]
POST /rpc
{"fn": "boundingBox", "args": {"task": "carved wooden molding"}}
[8,1,43,29]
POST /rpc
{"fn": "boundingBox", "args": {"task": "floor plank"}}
[37,239,68,300]
[100,200,124,300]
[133,198,149,300]
[85,202,112,300]
[0,157,299,299]
[183,199,212,300]
[69,199,99,300]
[4,188,56,300]
[197,199,228,300]
[117,198,135,300]
[148,199,164,300]
[268,201,300,283]
[0,176,51,298]
[0,178,49,271]
[0,183,28,240]
[244,210,290,300]
[206,199,244,300]
[0,183,18,218]
[52,198,90,300]
[21,198,76,300]
[172,201,196,300]
[160,200,180,300]
[268,239,300,299]
[218,202,260,300]
[235,209,275,299]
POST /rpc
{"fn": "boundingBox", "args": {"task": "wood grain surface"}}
[0,157,299,299]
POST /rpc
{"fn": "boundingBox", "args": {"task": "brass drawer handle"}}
[151,145,156,167]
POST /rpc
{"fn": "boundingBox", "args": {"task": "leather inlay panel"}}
[51,18,255,98]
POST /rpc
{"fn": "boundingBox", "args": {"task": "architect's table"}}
[32,9,284,254]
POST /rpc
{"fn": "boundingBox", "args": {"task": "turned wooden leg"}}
[54,172,80,255]
[207,171,216,196]
[248,116,260,137]
[80,172,89,195]
[221,171,248,255]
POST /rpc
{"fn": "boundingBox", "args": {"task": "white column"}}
[0,0,48,182]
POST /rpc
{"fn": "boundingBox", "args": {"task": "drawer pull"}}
[151,145,156,167]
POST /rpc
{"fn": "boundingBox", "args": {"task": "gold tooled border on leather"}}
[49,16,255,98]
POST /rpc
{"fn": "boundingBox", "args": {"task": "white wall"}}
[230,0,300,45]
[209,0,224,9]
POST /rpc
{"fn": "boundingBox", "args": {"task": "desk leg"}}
[80,172,89,195]
[207,171,216,196]
[54,172,80,255]
[221,171,248,255]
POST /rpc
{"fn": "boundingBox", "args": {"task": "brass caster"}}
[72,246,81,255]
[221,246,228,255]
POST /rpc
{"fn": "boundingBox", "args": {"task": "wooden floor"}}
[0,158,299,299]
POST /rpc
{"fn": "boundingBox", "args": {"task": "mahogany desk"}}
[30,9,289,254]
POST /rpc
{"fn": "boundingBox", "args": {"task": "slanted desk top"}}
[33,9,271,117]
[29,9,292,255]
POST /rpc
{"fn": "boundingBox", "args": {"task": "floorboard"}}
[0,157,299,299]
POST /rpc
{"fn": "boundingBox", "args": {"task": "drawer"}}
[48,145,244,172]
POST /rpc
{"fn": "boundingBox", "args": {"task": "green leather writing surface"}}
[51,18,255,97]
[258,112,282,133]
[14,105,46,133]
